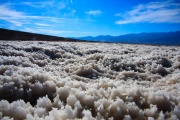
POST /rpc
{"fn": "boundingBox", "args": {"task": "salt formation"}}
[0,41,180,120]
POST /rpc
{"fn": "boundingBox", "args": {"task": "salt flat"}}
[0,41,180,120]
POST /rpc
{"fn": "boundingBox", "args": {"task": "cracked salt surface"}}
[0,41,180,120]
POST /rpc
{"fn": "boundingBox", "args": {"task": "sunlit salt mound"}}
[0,41,180,120]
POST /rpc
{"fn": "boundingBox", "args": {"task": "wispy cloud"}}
[35,23,50,27]
[24,28,76,34]
[115,0,180,24]
[24,27,94,37]
[85,10,102,15]
[0,3,83,26]
[0,3,94,37]
[0,4,25,26]
[23,1,67,10]
[0,4,23,18]
[22,1,54,8]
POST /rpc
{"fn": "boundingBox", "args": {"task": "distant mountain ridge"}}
[1,28,180,45]
[77,31,180,46]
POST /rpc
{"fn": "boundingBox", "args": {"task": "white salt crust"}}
[0,41,180,120]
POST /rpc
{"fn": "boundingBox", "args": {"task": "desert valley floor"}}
[0,41,180,120]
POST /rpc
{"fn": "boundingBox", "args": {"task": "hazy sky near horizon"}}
[0,0,180,37]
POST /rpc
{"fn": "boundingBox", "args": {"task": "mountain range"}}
[0,28,180,46]
[77,31,180,46]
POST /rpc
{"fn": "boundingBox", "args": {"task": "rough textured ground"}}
[0,41,180,120]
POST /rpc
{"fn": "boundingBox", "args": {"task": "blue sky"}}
[0,0,180,37]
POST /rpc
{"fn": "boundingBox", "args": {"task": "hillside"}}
[0,28,79,42]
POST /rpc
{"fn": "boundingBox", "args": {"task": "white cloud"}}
[7,20,23,27]
[115,0,180,24]
[36,29,76,34]
[23,1,67,10]
[85,10,102,15]
[0,4,24,18]
[0,4,25,26]
[0,4,87,27]
[0,3,96,37]
[24,28,76,34]
[22,1,54,8]
[24,27,93,37]
[35,23,50,27]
